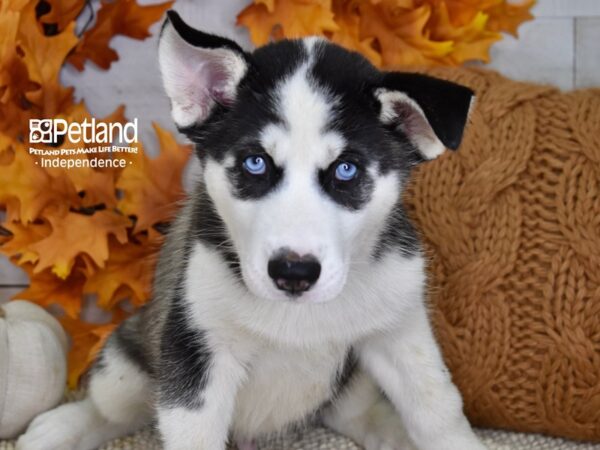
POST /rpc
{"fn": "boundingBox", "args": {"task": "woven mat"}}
[2,426,599,449]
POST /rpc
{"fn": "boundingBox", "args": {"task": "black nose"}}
[268,250,321,295]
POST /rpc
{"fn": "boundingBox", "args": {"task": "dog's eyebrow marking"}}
[262,50,344,169]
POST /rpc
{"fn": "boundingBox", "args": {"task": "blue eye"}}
[243,155,267,175]
[334,161,358,181]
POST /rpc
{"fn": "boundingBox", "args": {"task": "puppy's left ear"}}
[375,72,475,160]
[158,11,250,129]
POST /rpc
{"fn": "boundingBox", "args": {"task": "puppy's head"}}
[159,11,474,303]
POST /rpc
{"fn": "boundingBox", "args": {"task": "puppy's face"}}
[159,12,474,303]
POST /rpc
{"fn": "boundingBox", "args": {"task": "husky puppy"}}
[18,10,485,450]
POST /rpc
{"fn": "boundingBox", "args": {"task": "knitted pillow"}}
[405,67,600,442]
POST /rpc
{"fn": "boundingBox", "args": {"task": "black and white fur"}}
[18,11,484,450]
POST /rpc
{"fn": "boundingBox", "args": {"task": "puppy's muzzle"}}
[268,249,321,296]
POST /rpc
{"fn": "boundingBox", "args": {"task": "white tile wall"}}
[575,17,600,88]
[487,18,575,90]
[533,0,600,17]
[1,0,599,288]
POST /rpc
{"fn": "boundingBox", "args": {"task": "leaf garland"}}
[237,0,535,67]
[0,0,189,387]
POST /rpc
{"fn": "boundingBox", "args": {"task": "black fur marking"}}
[180,39,308,161]
[90,349,106,374]
[318,151,374,211]
[113,314,153,375]
[90,314,152,377]
[380,72,474,150]
[191,185,241,274]
[374,204,421,258]
[227,150,284,200]
[310,348,358,422]
[164,10,248,57]
[158,295,212,409]
[333,348,358,397]
[309,41,420,177]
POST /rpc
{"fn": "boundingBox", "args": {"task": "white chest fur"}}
[231,342,348,437]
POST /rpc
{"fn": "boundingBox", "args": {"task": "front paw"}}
[326,397,417,450]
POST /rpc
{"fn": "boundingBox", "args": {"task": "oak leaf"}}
[68,0,173,70]
[38,0,87,33]
[485,0,535,36]
[238,0,339,45]
[83,235,161,311]
[28,209,130,279]
[60,317,118,387]
[17,0,77,117]
[0,220,51,265]
[0,1,30,103]
[16,263,87,318]
[117,123,191,234]
[237,0,535,67]
[0,144,78,223]
[439,0,500,27]
[428,2,500,64]
[330,0,382,66]
[360,2,453,66]
[63,105,127,209]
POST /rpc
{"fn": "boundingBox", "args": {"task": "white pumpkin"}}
[0,300,68,439]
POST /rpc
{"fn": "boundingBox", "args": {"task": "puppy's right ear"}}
[158,11,249,129]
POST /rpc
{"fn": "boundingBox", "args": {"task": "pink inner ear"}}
[392,101,438,146]
[200,47,248,110]
[208,68,235,107]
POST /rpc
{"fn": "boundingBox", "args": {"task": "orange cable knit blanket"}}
[406,67,600,442]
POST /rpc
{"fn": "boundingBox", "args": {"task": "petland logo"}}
[28,118,140,169]
[29,118,138,144]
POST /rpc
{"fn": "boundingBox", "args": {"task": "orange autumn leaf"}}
[330,0,382,66]
[0,220,51,264]
[60,317,118,387]
[237,0,535,67]
[68,0,173,70]
[16,264,87,318]
[83,235,161,310]
[360,2,454,66]
[485,0,535,36]
[37,0,87,33]
[28,209,130,279]
[0,2,36,125]
[117,123,191,234]
[0,0,69,139]
[64,105,127,209]
[440,0,500,27]
[238,0,339,45]
[0,145,79,223]
[17,0,77,117]
[427,2,500,64]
